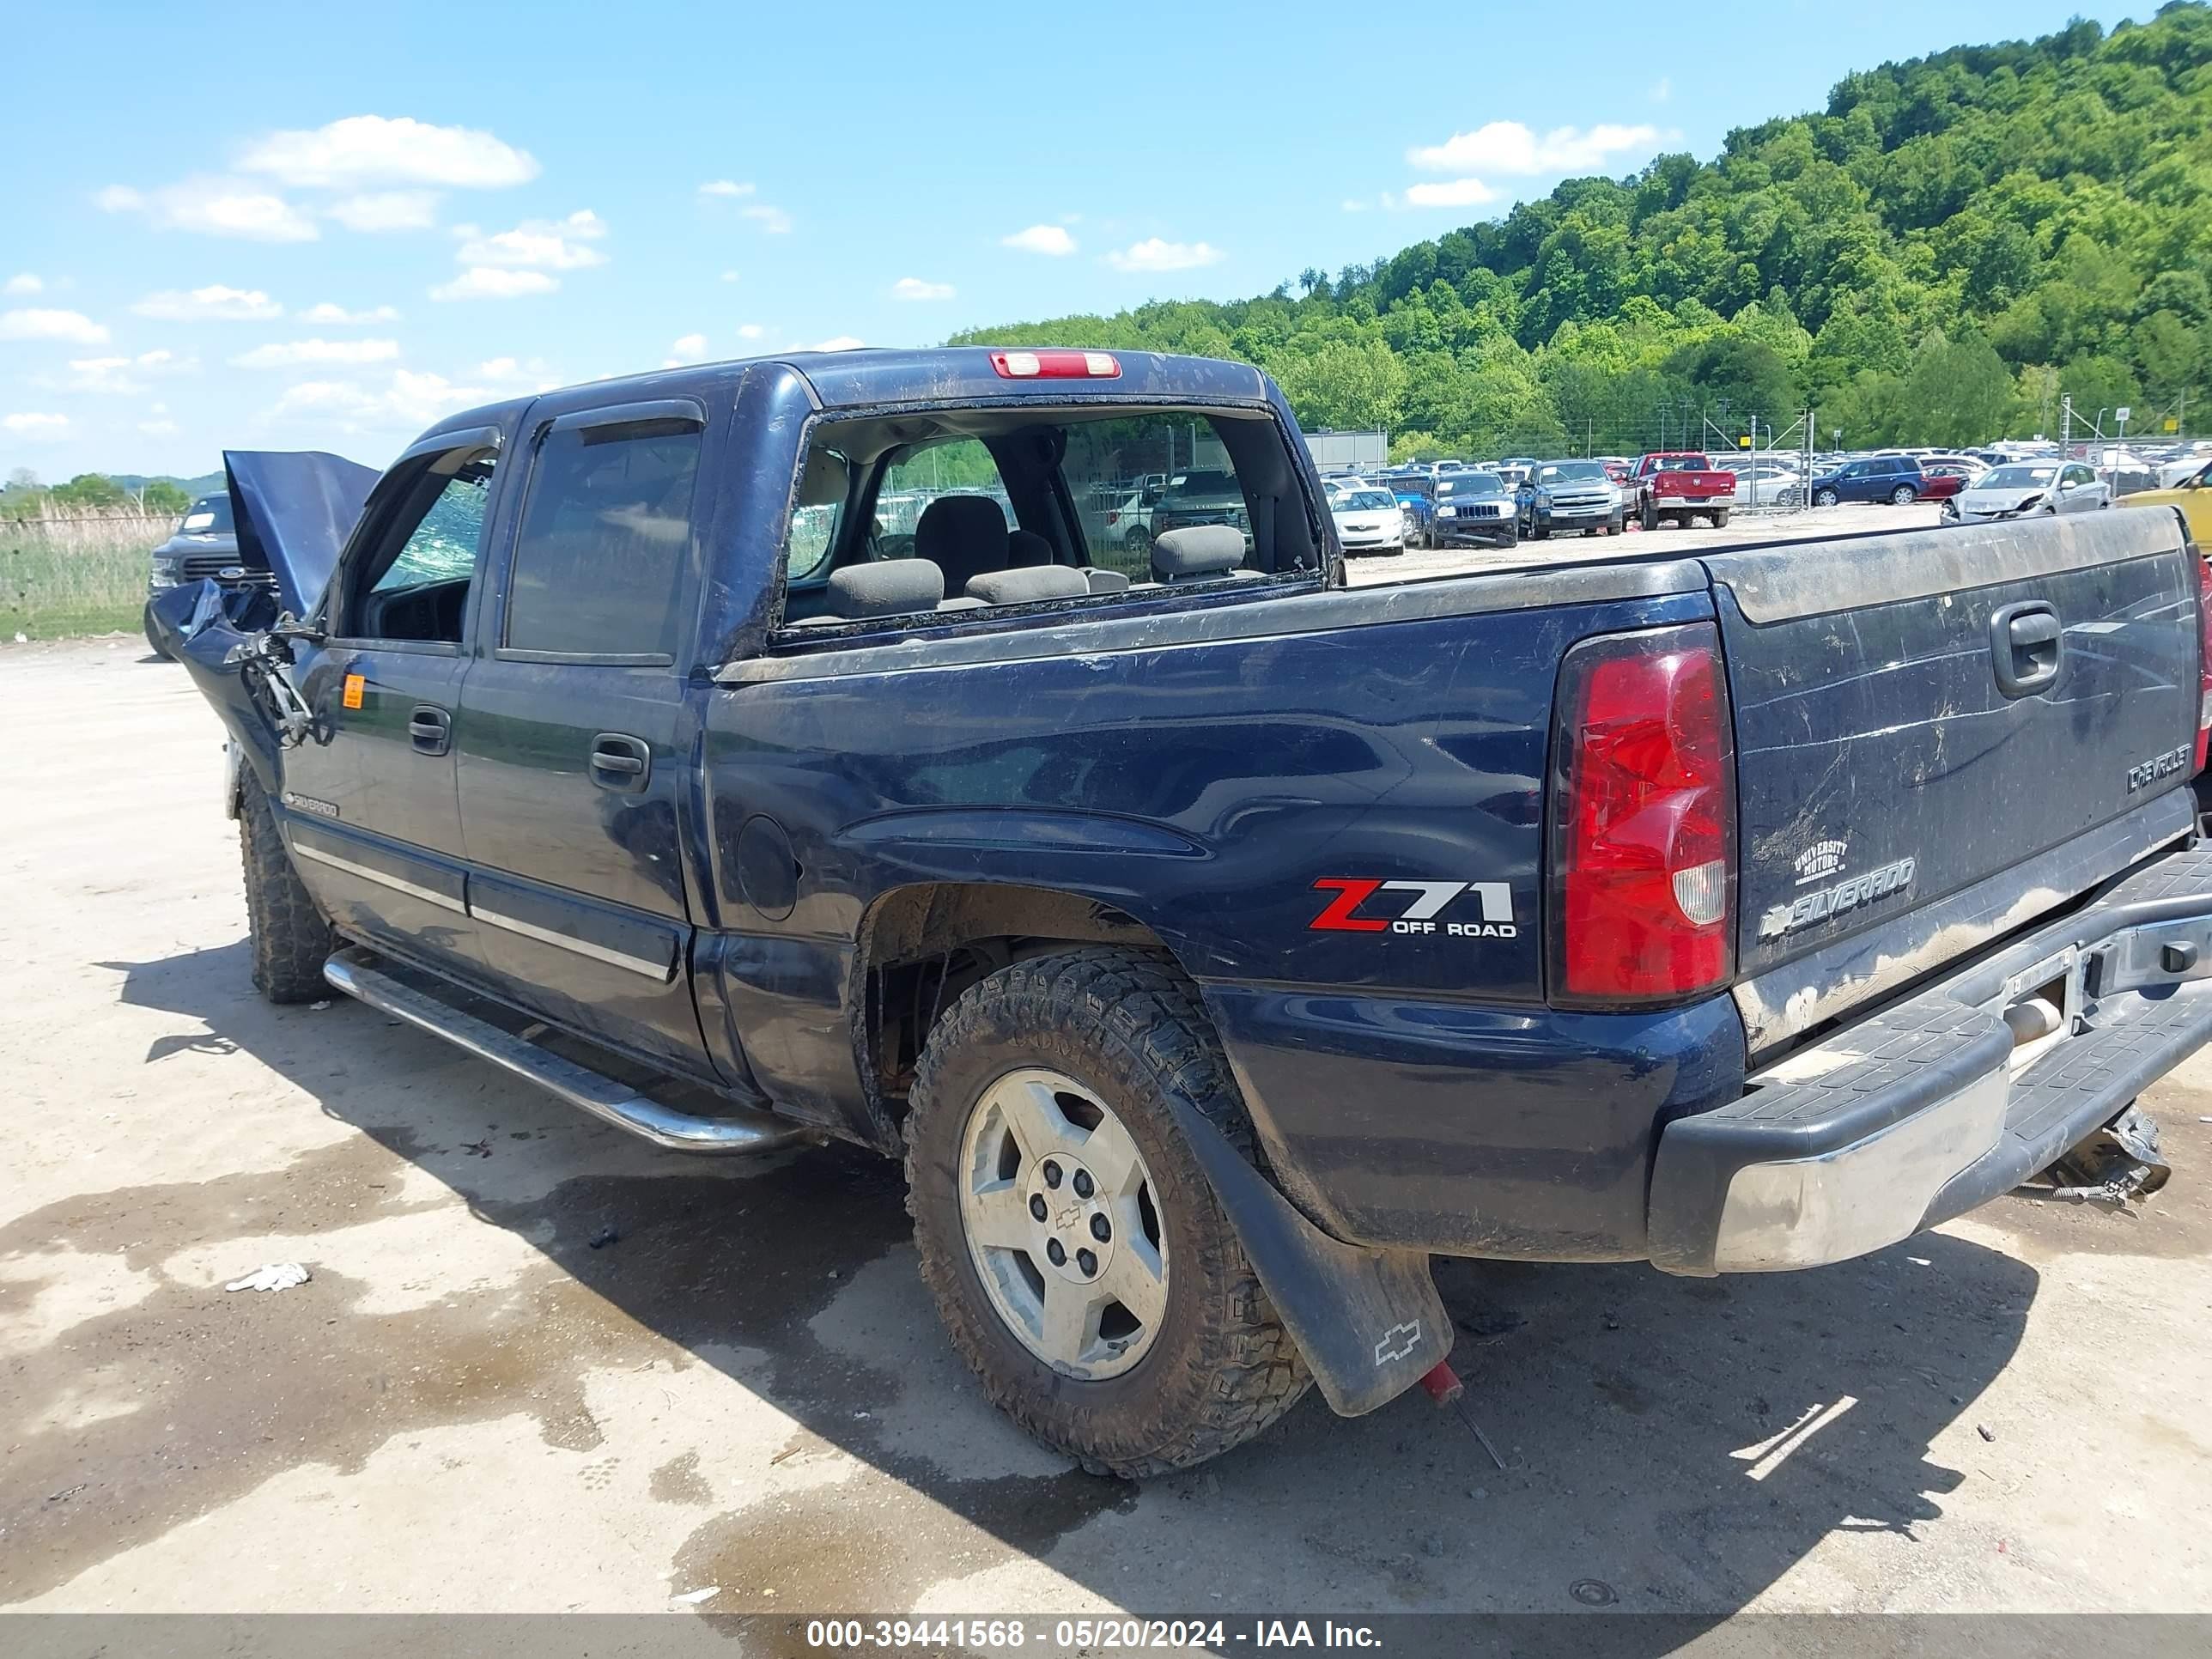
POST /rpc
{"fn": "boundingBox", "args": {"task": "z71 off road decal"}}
[1309,878,1516,939]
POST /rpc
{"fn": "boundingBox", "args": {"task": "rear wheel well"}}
[854,884,1176,1127]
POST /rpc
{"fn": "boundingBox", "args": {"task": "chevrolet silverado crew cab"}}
[155,347,2212,1479]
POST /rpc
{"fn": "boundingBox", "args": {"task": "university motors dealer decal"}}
[1308,878,1517,939]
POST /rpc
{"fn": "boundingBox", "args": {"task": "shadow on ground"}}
[1,939,2045,1629]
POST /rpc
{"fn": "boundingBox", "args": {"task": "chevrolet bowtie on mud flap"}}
[152,346,2212,1476]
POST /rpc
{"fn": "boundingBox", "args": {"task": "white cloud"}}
[1002,224,1077,256]
[891,276,955,301]
[1340,199,1368,213]
[698,179,754,198]
[132,284,283,321]
[3,412,69,436]
[1650,77,1673,104]
[97,177,319,241]
[3,273,41,295]
[231,337,401,369]
[1407,120,1662,176]
[58,349,198,393]
[326,191,441,232]
[1107,238,1224,273]
[428,267,558,301]
[240,115,538,189]
[0,307,109,343]
[1392,179,1500,210]
[270,364,551,434]
[300,301,401,325]
[741,204,793,234]
[140,416,179,437]
[472,356,554,386]
[720,270,740,283]
[736,323,765,341]
[664,332,713,367]
[807,336,864,352]
[453,210,608,270]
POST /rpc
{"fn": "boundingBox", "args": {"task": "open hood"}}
[225,449,380,617]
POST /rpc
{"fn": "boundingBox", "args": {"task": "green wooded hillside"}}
[951,4,2212,457]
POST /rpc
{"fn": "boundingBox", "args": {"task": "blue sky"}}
[0,0,2137,480]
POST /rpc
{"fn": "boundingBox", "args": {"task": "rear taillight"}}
[989,349,1121,380]
[1549,622,1736,1005]
[2195,557,2210,775]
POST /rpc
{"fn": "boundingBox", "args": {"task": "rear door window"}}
[505,421,702,660]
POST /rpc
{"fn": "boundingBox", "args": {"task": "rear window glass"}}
[506,422,701,658]
[779,404,1320,629]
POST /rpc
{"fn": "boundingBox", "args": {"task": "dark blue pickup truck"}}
[155,347,2212,1478]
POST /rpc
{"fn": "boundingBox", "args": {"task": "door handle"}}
[408,705,452,756]
[590,732,651,792]
[1989,601,2062,698]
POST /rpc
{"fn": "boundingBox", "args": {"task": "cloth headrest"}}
[1151,525,1246,580]
[1006,529,1054,567]
[825,559,943,619]
[966,565,1090,605]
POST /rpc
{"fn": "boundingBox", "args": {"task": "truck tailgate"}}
[1704,510,2201,1049]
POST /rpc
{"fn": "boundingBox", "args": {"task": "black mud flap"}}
[1164,1097,1451,1417]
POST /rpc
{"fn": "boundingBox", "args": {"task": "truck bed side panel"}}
[700,579,1713,1147]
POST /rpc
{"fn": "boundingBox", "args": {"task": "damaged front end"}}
[153,450,378,794]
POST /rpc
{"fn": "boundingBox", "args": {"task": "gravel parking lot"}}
[6,513,2209,1624]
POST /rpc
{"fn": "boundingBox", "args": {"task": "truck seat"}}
[915,495,1010,592]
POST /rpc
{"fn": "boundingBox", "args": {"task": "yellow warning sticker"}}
[342,673,365,710]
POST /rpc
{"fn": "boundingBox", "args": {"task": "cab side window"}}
[505,419,703,661]
[343,454,495,645]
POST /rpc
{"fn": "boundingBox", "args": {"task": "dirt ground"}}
[6,532,2211,1622]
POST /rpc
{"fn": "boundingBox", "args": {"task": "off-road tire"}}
[1711,507,1731,529]
[1639,497,1659,531]
[240,769,336,1004]
[905,946,1311,1477]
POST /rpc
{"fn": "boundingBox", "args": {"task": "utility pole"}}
[2061,394,2072,450]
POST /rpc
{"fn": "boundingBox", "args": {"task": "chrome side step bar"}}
[322,949,809,1156]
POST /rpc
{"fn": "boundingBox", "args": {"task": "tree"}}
[4,467,39,492]
[1897,331,2019,444]
[142,480,192,514]
[52,474,128,509]
[1269,337,1407,433]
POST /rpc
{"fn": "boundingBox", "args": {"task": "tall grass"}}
[0,508,175,641]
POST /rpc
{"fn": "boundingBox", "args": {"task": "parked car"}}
[2115,456,2211,544]
[1627,453,1737,529]
[1102,485,1158,556]
[1808,454,1929,506]
[143,490,269,658]
[155,345,2212,1481]
[1916,463,1975,501]
[1377,470,1437,549]
[1728,460,1802,507]
[1431,469,1516,547]
[1943,460,2112,524]
[1328,483,1406,556]
[1150,468,1250,546]
[1516,459,1622,538]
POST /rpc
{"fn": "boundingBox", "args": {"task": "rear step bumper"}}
[1649,839,2212,1274]
[323,949,810,1156]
